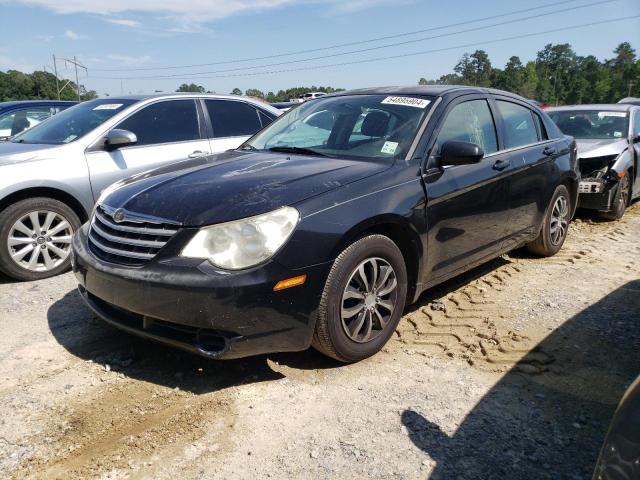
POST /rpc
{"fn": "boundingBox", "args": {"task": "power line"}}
[90,0,618,81]
[92,15,639,81]
[90,0,606,72]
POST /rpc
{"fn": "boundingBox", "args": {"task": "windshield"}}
[549,110,629,140]
[11,99,138,145]
[244,94,434,161]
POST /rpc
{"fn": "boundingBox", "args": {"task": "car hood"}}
[0,142,61,165]
[576,138,627,159]
[104,150,390,226]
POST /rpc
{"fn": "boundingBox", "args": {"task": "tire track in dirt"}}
[13,379,236,480]
[392,204,640,373]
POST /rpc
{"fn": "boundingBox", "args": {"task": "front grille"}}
[88,206,179,266]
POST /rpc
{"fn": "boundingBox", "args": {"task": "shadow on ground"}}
[47,254,512,395]
[401,280,640,480]
[47,288,343,395]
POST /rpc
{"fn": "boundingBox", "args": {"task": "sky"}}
[0,0,639,97]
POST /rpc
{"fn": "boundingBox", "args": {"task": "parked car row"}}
[0,87,637,365]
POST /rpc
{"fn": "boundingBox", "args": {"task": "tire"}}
[0,197,81,281]
[599,172,631,221]
[312,234,408,362]
[526,185,571,257]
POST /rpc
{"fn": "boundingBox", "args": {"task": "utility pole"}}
[52,55,87,101]
[52,54,60,100]
[629,80,636,97]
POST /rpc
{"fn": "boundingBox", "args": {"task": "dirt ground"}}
[1,204,639,480]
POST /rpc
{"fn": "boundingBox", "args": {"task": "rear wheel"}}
[600,172,630,221]
[312,235,407,362]
[527,185,571,257]
[0,197,81,281]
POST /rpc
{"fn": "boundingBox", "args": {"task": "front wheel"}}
[312,235,408,362]
[527,185,571,257]
[0,197,81,281]
[599,172,630,221]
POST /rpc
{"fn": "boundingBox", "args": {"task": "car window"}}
[258,111,275,128]
[0,107,51,138]
[497,101,541,148]
[13,99,137,145]
[634,110,640,136]
[116,100,200,146]
[532,111,548,141]
[434,99,498,155]
[246,94,433,161]
[205,100,262,138]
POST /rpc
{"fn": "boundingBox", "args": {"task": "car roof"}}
[89,93,280,114]
[330,85,531,101]
[546,104,634,112]
[0,100,77,109]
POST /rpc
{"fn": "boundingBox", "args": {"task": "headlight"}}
[180,206,299,270]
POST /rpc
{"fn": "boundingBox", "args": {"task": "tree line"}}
[2,41,637,104]
[419,42,639,105]
[176,84,344,102]
[0,70,97,102]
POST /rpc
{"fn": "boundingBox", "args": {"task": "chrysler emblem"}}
[113,209,125,223]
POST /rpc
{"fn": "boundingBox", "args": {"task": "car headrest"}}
[361,111,389,137]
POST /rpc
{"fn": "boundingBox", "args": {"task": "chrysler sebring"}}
[72,86,579,362]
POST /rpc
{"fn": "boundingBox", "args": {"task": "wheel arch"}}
[330,214,424,304]
[0,187,90,224]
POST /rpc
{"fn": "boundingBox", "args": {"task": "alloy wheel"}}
[341,257,398,343]
[549,195,569,246]
[7,210,73,272]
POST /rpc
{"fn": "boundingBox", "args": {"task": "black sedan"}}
[72,86,578,362]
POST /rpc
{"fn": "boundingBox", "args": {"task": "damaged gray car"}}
[548,104,640,220]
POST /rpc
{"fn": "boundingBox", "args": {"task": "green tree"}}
[176,83,205,93]
[230,88,242,95]
[245,88,265,98]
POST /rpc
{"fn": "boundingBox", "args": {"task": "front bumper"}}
[577,177,618,212]
[72,224,331,359]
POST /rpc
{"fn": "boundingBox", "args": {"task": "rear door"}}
[203,99,269,152]
[492,96,562,246]
[423,95,512,281]
[85,99,210,199]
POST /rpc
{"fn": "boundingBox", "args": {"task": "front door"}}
[423,97,512,282]
[85,99,210,200]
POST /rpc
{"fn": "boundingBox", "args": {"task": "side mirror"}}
[105,129,137,150]
[633,134,640,143]
[440,140,484,166]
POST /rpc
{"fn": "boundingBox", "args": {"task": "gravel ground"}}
[1,204,639,480]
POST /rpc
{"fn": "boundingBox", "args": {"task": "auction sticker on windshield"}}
[93,104,124,111]
[382,97,431,109]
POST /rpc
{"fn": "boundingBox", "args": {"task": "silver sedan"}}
[0,93,280,280]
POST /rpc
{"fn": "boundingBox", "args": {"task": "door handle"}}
[543,146,556,157]
[188,150,209,158]
[492,159,510,171]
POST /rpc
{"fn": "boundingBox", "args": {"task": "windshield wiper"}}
[268,146,327,157]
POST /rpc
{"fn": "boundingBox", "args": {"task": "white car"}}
[0,93,280,280]
[299,92,327,102]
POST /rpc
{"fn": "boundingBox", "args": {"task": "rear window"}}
[496,101,540,148]
[205,100,262,138]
